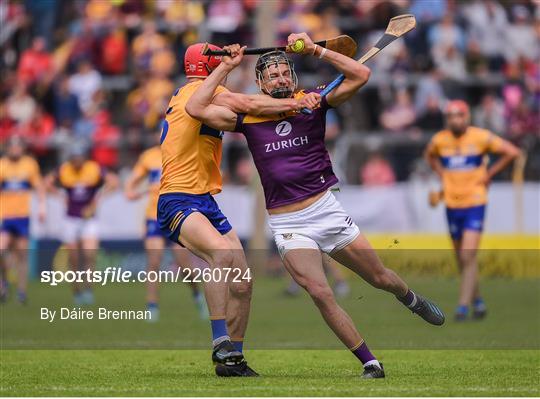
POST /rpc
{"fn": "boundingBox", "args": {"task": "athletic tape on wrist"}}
[319,47,327,59]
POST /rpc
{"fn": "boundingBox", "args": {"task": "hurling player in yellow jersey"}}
[0,137,46,303]
[124,131,208,322]
[425,100,520,321]
[158,43,318,377]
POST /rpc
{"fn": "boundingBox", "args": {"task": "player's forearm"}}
[487,154,517,180]
[487,143,521,180]
[425,153,444,178]
[317,47,370,85]
[239,94,299,116]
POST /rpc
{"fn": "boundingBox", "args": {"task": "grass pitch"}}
[1,349,538,396]
[1,276,539,396]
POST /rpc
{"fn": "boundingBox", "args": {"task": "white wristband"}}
[319,47,327,59]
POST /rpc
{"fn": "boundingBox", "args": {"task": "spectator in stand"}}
[409,0,447,24]
[414,62,446,115]
[360,152,396,186]
[428,13,466,55]
[23,0,57,49]
[69,59,102,114]
[100,27,128,75]
[159,0,205,33]
[465,39,489,76]
[126,81,151,129]
[506,96,538,144]
[463,0,508,71]
[53,75,81,127]
[68,19,99,68]
[131,20,167,74]
[0,101,16,144]
[144,74,174,129]
[91,110,121,170]
[17,36,53,86]
[149,47,176,78]
[206,0,246,45]
[473,92,506,135]
[505,5,539,63]
[434,45,468,82]
[6,83,36,124]
[380,89,416,132]
[73,107,97,143]
[85,0,115,30]
[15,105,55,164]
[417,95,444,131]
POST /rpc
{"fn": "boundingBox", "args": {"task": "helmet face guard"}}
[255,51,297,98]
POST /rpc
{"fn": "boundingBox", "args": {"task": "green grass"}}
[1,276,539,395]
[1,349,538,396]
[1,277,539,349]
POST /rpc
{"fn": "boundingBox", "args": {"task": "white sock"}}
[364,359,381,369]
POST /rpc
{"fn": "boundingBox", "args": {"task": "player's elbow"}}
[185,100,203,120]
[510,146,522,160]
[352,64,371,85]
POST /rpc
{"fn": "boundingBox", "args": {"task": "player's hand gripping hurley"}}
[201,35,357,58]
[301,14,416,114]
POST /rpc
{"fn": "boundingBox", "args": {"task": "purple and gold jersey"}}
[57,160,104,217]
[234,89,338,209]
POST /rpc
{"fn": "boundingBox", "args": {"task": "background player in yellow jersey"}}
[158,42,318,377]
[124,131,208,322]
[46,145,118,305]
[425,100,520,321]
[0,137,46,303]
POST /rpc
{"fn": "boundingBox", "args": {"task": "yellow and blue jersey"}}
[131,146,162,220]
[0,155,41,220]
[159,80,228,196]
[426,126,504,209]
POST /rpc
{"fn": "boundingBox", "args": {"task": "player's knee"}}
[458,249,476,266]
[305,281,335,307]
[210,248,235,268]
[369,269,393,290]
[229,279,252,299]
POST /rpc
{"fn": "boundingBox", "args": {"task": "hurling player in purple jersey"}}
[186,34,445,379]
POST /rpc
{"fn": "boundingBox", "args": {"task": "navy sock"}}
[397,289,417,308]
[351,341,376,365]
[456,304,469,315]
[147,302,158,310]
[210,318,228,343]
[232,340,243,353]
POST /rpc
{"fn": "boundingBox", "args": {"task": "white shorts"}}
[268,190,360,257]
[62,216,98,243]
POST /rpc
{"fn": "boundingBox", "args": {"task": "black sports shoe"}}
[362,363,385,379]
[215,361,259,377]
[409,294,445,326]
[472,307,487,320]
[454,312,468,322]
[212,340,244,366]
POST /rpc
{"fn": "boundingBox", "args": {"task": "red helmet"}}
[184,43,222,78]
[445,99,470,115]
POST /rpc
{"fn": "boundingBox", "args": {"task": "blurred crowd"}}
[1,0,539,183]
